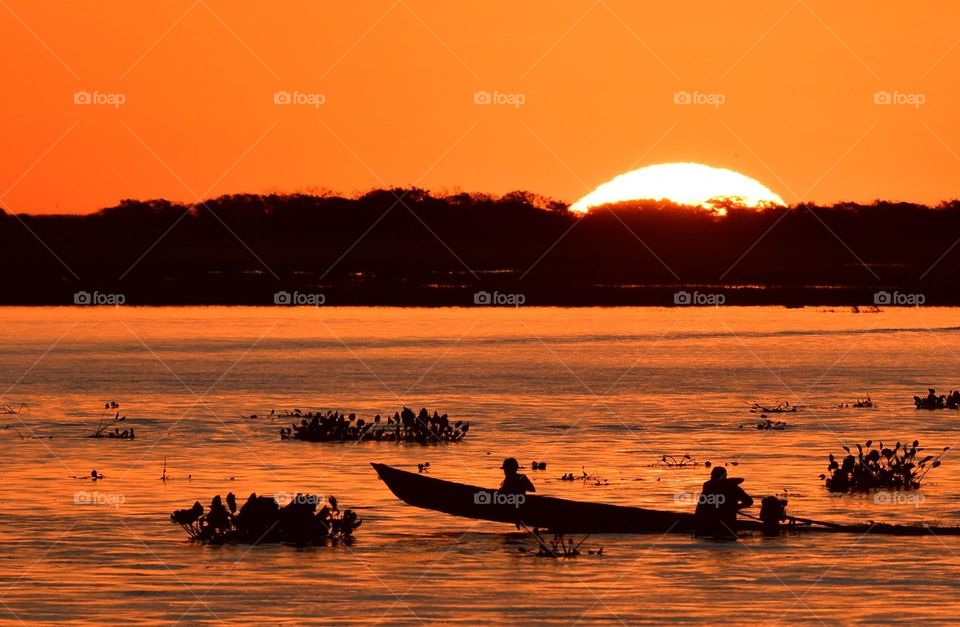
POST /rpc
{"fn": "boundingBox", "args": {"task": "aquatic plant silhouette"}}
[914,388,960,410]
[821,440,949,492]
[89,402,134,439]
[171,492,360,545]
[280,407,468,444]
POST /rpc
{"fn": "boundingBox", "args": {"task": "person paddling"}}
[694,466,753,540]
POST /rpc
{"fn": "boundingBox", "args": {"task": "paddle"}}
[784,515,850,530]
[739,510,850,531]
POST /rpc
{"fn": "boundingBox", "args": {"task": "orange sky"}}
[2,0,959,214]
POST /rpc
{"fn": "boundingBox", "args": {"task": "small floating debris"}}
[651,457,738,469]
[171,492,361,545]
[838,396,876,409]
[242,409,276,420]
[159,458,189,481]
[559,467,608,486]
[89,402,135,439]
[521,526,601,558]
[651,454,699,468]
[820,440,948,493]
[748,401,799,414]
[3,424,52,439]
[280,407,468,444]
[914,389,960,410]
[756,417,787,430]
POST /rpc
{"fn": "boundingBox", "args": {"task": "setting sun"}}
[570,162,786,215]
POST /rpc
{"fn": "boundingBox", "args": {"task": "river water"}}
[0,306,958,624]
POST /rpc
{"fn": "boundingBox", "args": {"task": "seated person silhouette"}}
[694,466,753,540]
[499,457,535,495]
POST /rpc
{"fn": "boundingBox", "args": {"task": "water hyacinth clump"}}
[280,407,469,444]
[914,389,960,410]
[171,493,361,545]
[821,440,949,493]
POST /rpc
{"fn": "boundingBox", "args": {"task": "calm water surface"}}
[1,306,959,625]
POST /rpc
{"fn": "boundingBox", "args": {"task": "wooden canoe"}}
[371,463,960,536]
[372,462,705,534]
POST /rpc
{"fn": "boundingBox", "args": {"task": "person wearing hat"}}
[499,457,536,495]
[693,466,753,540]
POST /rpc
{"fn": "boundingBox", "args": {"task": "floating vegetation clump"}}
[171,493,361,545]
[90,402,134,439]
[280,407,468,444]
[821,440,949,493]
[914,389,960,410]
[838,396,875,409]
[756,418,787,430]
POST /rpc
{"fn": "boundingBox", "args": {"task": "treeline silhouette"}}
[2,189,960,305]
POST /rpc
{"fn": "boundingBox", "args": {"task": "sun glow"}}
[570,162,785,215]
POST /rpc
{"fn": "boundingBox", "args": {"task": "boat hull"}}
[372,463,701,534]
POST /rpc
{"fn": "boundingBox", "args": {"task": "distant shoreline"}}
[1,285,950,307]
[4,192,958,308]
